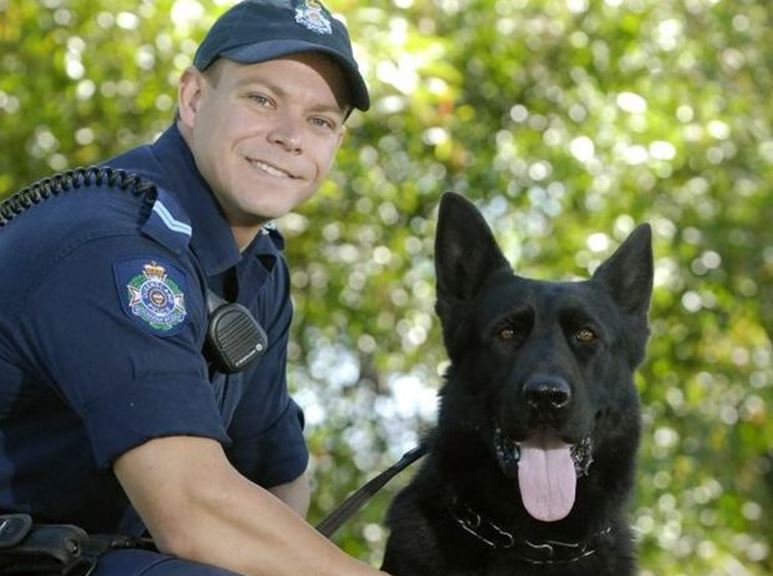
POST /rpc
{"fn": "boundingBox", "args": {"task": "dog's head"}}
[433,192,653,523]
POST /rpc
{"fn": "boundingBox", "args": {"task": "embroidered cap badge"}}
[295,0,333,35]
[127,261,187,332]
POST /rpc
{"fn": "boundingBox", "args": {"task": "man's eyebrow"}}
[308,102,348,118]
[233,74,279,91]
[234,75,348,117]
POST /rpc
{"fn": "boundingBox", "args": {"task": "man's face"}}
[178,53,349,241]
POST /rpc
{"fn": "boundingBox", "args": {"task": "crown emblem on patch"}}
[143,262,167,279]
[295,0,332,35]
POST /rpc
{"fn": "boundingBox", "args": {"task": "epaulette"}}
[140,189,193,254]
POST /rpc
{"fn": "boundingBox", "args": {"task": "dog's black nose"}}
[523,377,572,411]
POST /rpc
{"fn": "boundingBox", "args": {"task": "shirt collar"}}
[150,125,282,277]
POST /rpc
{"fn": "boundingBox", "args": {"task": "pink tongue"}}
[517,438,576,522]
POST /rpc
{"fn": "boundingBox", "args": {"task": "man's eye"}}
[311,117,336,130]
[248,94,271,106]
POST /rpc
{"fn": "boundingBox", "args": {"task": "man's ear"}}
[177,66,206,130]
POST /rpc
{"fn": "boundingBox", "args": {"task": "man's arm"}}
[269,470,310,517]
[114,435,387,576]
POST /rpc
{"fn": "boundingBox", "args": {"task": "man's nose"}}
[268,113,303,153]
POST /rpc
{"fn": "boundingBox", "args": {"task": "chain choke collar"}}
[449,496,613,566]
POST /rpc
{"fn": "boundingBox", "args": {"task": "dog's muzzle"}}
[493,427,594,480]
[494,427,595,521]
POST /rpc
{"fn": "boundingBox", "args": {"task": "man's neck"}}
[231,225,264,252]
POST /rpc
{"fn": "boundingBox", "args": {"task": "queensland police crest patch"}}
[295,0,333,35]
[115,258,188,334]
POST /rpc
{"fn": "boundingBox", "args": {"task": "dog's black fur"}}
[382,193,653,575]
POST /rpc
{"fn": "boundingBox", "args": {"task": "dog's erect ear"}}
[435,192,511,303]
[592,224,654,316]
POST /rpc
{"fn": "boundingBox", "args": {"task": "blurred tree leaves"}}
[1,0,770,573]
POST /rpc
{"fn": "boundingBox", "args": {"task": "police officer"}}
[0,1,392,575]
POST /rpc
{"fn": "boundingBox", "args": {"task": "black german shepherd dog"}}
[382,193,653,575]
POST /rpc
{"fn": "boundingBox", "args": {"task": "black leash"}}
[315,444,428,538]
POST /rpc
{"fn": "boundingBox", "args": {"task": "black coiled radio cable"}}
[0,166,157,227]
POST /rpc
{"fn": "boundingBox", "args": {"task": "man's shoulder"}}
[0,168,152,239]
[106,139,168,188]
[0,167,194,291]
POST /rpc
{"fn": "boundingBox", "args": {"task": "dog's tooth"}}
[570,436,594,477]
[514,444,521,462]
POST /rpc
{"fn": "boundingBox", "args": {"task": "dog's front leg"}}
[381,516,449,576]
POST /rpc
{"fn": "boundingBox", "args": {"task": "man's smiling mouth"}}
[247,158,295,179]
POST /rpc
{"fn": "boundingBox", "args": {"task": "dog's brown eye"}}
[498,327,516,341]
[575,327,597,343]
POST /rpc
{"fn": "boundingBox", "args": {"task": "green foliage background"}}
[1,1,770,574]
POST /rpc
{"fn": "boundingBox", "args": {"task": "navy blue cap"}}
[193,0,369,111]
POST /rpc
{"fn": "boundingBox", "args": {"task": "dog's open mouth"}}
[494,427,594,523]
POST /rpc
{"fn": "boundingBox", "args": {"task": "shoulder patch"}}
[114,258,189,335]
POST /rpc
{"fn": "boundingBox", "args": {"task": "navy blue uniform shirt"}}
[0,125,308,533]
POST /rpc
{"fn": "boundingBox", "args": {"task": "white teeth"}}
[249,159,291,178]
